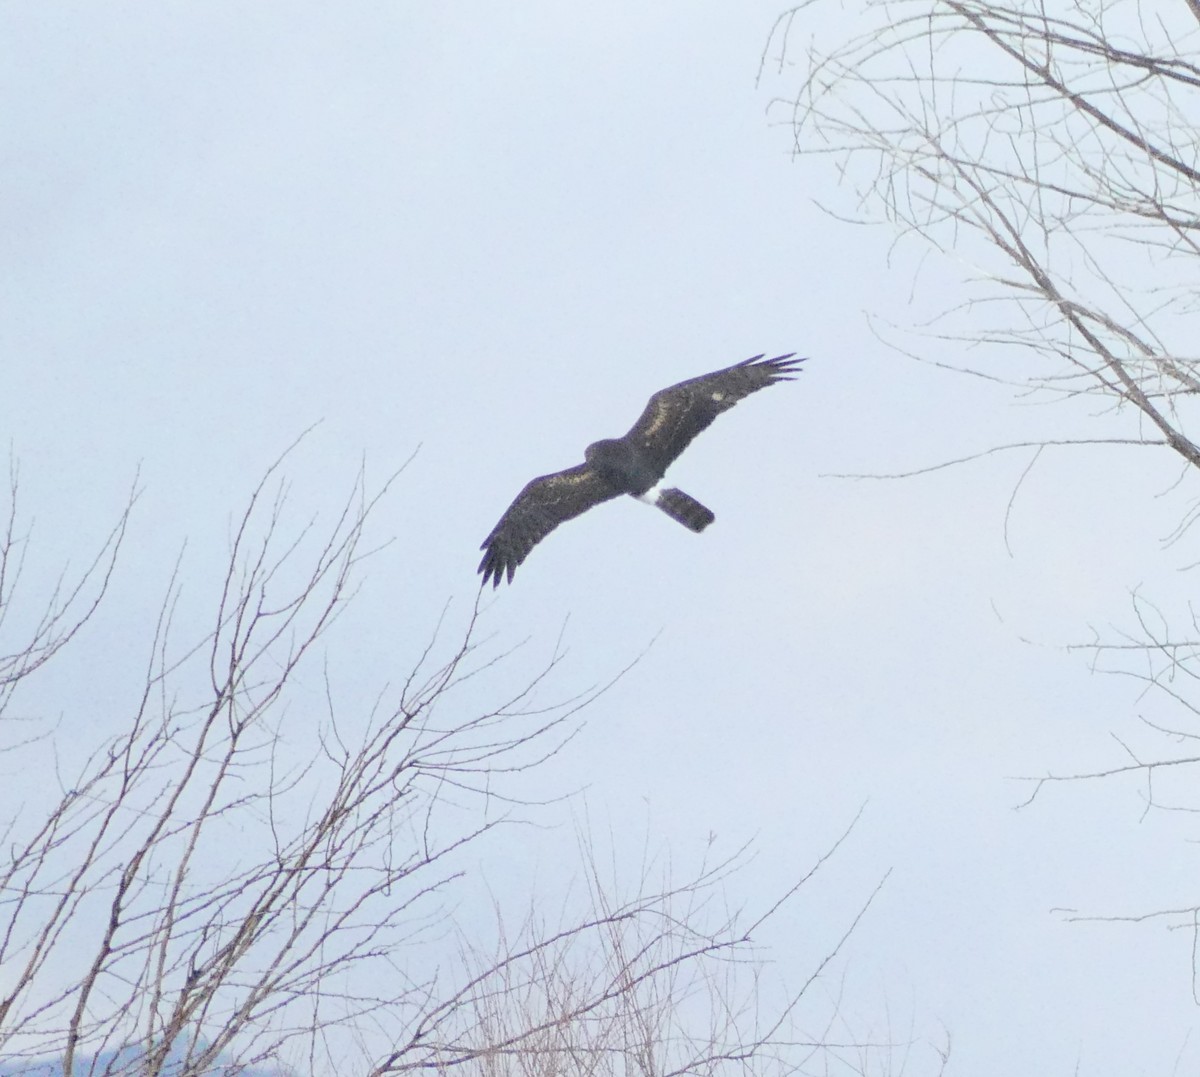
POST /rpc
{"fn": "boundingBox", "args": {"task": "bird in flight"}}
[478,352,803,587]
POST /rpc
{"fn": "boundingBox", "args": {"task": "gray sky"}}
[3,3,1198,1074]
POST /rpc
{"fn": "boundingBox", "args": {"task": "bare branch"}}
[0,445,896,1076]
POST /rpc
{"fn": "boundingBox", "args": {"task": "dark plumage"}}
[478,353,804,587]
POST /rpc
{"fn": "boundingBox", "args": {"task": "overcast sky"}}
[3,3,1199,1074]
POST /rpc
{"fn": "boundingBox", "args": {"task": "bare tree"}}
[0,443,897,1077]
[763,0,1200,985]
[766,0,1200,462]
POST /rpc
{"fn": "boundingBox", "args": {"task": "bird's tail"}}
[654,488,715,533]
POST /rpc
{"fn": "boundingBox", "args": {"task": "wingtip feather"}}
[762,352,806,379]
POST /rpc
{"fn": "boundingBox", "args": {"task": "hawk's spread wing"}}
[626,353,804,476]
[478,464,620,588]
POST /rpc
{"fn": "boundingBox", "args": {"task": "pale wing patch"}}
[710,390,726,401]
[639,400,672,441]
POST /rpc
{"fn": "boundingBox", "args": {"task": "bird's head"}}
[584,439,619,465]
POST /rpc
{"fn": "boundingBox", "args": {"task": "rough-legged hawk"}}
[478,352,803,587]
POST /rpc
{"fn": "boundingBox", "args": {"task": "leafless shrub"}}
[372,821,894,1077]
